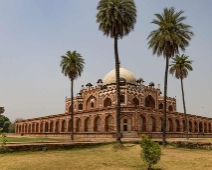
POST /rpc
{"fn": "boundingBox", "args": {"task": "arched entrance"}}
[121,116,131,132]
[199,122,203,133]
[105,115,114,132]
[168,118,173,132]
[149,116,156,132]
[175,119,180,132]
[104,98,112,107]
[138,115,146,132]
[194,121,198,132]
[84,117,91,132]
[144,95,155,108]
[94,116,102,132]
[61,120,66,132]
[189,121,192,132]
[76,119,82,132]
[132,98,139,106]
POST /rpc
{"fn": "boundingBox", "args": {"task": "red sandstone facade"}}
[15,68,212,138]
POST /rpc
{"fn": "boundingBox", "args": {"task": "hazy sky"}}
[0,0,212,122]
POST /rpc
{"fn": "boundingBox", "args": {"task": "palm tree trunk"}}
[70,79,74,140]
[114,35,121,144]
[180,76,188,139]
[162,56,169,147]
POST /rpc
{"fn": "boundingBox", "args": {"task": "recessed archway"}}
[132,98,139,106]
[105,115,114,132]
[84,117,91,132]
[158,103,163,109]
[94,116,102,132]
[78,103,83,110]
[145,95,155,108]
[168,105,173,112]
[61,120,66,132]
[175,119,180,132]
[189,121,192,132]
[76,118,82,132]
[121,116,132,132]
[168,118,173,132]
[104,98,112,107]
[138,115,146,132]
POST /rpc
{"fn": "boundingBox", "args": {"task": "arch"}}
[36,123,39,132]
[145,95,155,108]
[168,105,173,112]
[138,115,146,132]
[55,121,59,133]
[189,121,192,132]
[68,119,71,132]
[199,122,203,133]
[120,95,125,103]
[121,116,132,131]
[158,103,163,109]
[105,115,114,132]
[76,118,82,132]
[183,120,186,132]
[18,125,21,133]
[149,116,156,132]
[50,121,54,132]
[24,124,27,133]
[159,117,163,132]
[175,119,180,132]
[78,103,83,110]
[132,97,139,106]
[40,122,43,133]
[84,117,91,132]
[204,122,207,133]
[86,95,97,110]
[194,121,198,132]
[209,123,212,133]
[32,123,35,133]
[94,116,102,132]
[168,118,173,132]
[61,120,66,132]
[45,122,48,132]
[104,98,112,107]
[28,124,31,133]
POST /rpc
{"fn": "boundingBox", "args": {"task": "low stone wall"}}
[168,141,212,149]
[0,142,107,153]
[7,132,116,138]
[138,132,212,138]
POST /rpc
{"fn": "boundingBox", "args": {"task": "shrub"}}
[140,134,162,169]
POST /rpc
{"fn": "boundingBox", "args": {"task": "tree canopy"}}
[0,115,10,133]
[96,0,137,39]
[169,54,193,79]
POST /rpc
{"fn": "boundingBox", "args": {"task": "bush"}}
[140,134,162,169]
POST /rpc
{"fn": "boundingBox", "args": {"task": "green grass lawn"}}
[0,144,212,170]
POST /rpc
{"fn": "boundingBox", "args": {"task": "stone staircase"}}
[122,131,138,138]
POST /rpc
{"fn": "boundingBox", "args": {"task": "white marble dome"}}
[103,67,137,85]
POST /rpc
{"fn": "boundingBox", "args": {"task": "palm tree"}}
[170,54,193,139]
[147,7,193,147]
[96,0,137,144]
[60,51,85,140]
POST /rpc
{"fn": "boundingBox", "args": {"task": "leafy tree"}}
[9,118,24,133]
[96,0,137,144]
[140,134,162,170]
[0,115,10,133]
[147,7,193,147]
[170,54,193,139]
[60,51,85,140]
